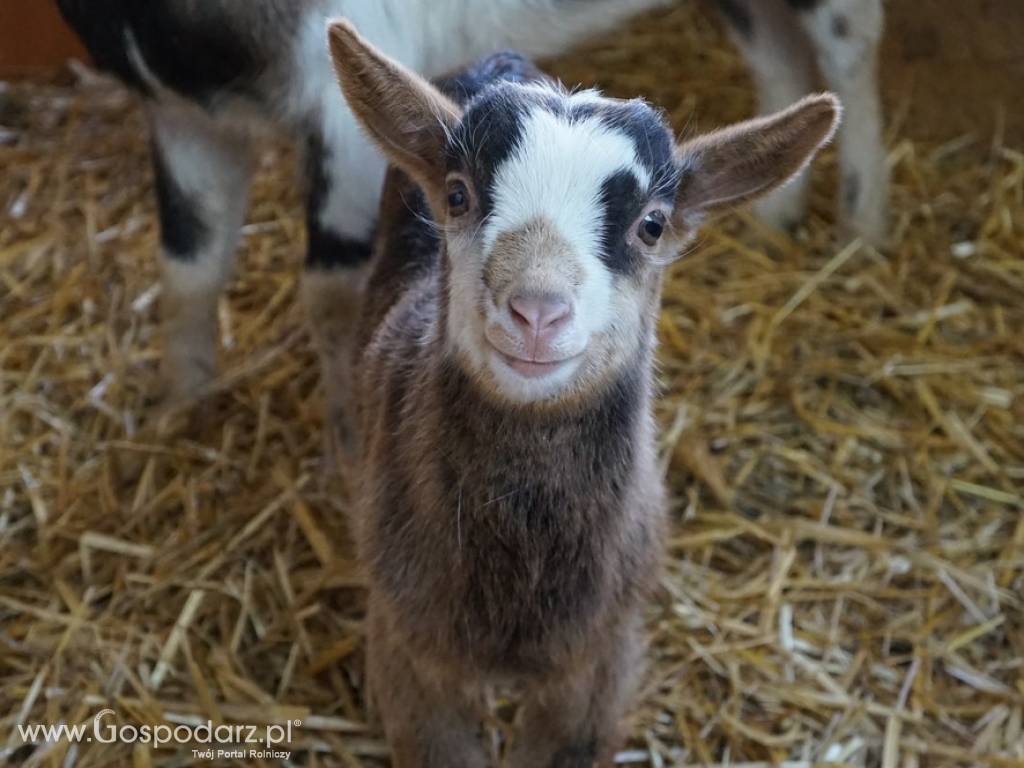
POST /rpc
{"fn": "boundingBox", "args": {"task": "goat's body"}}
[58,0,887,252]
[358,179,663,675]
[356,167,665,766]
[58,0,662,110]
[58,0,665,246]
[59,0,662,92]
[328,5,839,744]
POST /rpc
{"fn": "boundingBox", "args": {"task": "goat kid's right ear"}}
[327,20,461,196]
[671,93,841,228]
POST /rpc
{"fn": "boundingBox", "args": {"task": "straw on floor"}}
[2,4,1022,766]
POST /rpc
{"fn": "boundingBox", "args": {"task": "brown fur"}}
[328,20,839,766]
[348,129,667,767]
[353,168,666,766]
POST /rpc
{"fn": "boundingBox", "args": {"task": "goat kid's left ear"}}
[327,19,461,200]
[672,93,841,228]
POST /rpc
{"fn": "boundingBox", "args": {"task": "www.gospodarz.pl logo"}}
[17,709,300,760]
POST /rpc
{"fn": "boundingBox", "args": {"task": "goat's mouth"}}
[488,343,582,380]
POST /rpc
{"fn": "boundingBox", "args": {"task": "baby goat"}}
[57,0,883,453]
[330,21,839,766]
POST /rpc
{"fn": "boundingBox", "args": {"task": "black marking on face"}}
[596,99,677,180]
[715,0,754,39]
[446,85,535,218]
[595,103,678,275]
[151,142,206,260]
[448,71,681,259]
[7,744,35,765]
[442,57,681,280]
[304,132,373,269]
[441,51,558,218]
[599,170,646,276]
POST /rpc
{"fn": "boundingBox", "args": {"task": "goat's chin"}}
[447,342,583,406]
[485,350,584,404]
[450,339,642,412]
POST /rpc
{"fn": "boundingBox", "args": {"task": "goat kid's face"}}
[329,21,841,404]
[442,88,679,402]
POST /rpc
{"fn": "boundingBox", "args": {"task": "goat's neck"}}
[421,338,654,511]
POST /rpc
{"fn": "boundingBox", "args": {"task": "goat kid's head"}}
[329,21,839,405]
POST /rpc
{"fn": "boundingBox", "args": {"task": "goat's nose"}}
[509,293,571,337]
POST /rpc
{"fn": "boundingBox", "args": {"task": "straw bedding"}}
[1,4,1022,766]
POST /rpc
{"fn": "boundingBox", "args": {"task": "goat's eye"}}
[638,211,666,246]
[447,180,470,217]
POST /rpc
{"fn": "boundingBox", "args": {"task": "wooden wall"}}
[0,1,85,76]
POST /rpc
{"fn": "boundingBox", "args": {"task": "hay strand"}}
[1,4,1022,765]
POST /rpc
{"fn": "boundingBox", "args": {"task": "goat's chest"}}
[457,494,609,655]
[367,466,638,674]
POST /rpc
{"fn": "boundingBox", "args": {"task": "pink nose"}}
[509,293,571,344]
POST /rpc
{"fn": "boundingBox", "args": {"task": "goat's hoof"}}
[148,363,219,436]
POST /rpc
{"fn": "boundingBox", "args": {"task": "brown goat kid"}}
[328,20,840,767]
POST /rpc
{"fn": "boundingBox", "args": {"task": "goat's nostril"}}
[508,294,571,334]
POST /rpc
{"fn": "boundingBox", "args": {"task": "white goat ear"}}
[672,94,841,225]
[327,19,461,193]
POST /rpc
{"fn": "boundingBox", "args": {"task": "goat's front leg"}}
[367,604,490,768]
[300,124,383,468]
[507,616,645,768]
[795,0,889,244]
[149,101,252,403]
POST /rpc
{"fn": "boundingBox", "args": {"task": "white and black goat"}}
[330,20,839,766]
[57,0,884,446]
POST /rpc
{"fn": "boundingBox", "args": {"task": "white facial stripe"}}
[482,104,652,257]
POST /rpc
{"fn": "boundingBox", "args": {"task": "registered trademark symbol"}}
[293,719,301,727]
